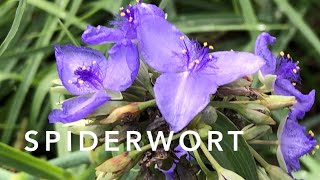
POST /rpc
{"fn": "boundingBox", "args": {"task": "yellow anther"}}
[194,59,200,64]
[280,51,285,56]
[136,0,140,2]
[126,9,130,13]
[182,49,187,54]
[119,7,124,10]
[209,45,214,50]
[68,80,72,84]
[129,17,133,22]
[312,150,316,155]
[297,61,300,64]
[180,36,185,40]
[82,66,86,70]
[120,12,126,17]
[316,145,320,149]
[78,80,84,85]
[93,61,96,64]
[292,82,296,86]
[203,42,208,47]
[209,55,213,59]
[165,13,168,19]
[309,130,315,137]
[293,69,297,74]
[287,54,291,58]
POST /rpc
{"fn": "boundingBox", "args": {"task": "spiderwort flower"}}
[49,44,138,123]
[277,112,318,173]
[255,32,315,119]
[81,1,164,84]
[137,16,265,132]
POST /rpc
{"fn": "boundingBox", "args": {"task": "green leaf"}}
[0,142,73,180]
[209,111,258,180]
[0,0,27,56]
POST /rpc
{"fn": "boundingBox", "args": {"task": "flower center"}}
[276,51,300,86]
[179,36,216,72]
[70,61,104,89]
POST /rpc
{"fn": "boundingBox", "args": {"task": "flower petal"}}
[274,79,315,119]
[200,51,265,87]
[154,72,217,132]
[136,3,165,18]
[278,114,317,173]
[103,41,139,91]
[49,91,110,123]
[81,25,124,45]
[55,44,108,95]
[137,16,190,73]
[254,32,277,75]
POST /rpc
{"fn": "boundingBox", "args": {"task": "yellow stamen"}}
[280,51,285,56]
[180,36,185,40]
[194,59,199,64]
[136,0,140,2]
[182,49,187,54]
[287,54,291,58]
[82,66,86,70]
[316,145,319,149]
[129,17,133,22]
[203,42,208,47]
[309,130,315,137]
[68,80,72,84]
[165,13,168,19]
[119,7,124,10]
[209,45,214,50]
[126,9,130,13]
[296,66,300,70]
[78,80,84,85]
[312,150,316,155]
[292,82,296,86]
[293,69,297,74]
[120,12,125,17]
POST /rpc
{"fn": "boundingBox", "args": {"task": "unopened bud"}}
[257,166,271,180]
[265,165,293,180]
[197,123,212,140]
[96,151,137,179]
[64,120,105,138]
[259,95,296,110]
[99,103,140,124]
[240,104,276,125]
[218,168,244,180]
[243,125,271,141]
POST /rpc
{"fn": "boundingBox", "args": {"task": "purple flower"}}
[137,16,265,132]
[49,43,138,123]
[255,32,315,119]
[81,2,164,86]
[277,112,317,173]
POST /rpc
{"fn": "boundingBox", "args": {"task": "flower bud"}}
[242,125,271,141]
[265,165,293,180]
[96,151,137,179]
[197,123,212,140]
[99,103,140,124]
[258,71,276,92]
[259,95,296,110]
[257,166,271,180]
[218,168,244,180]
[239,104,276,125]
[64,120,105,138]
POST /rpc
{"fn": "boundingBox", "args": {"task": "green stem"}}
[189,134,213,176]
[138,99,156,111]
[248,145,270,169]
[199,138,223,173]
[248,140,278,145]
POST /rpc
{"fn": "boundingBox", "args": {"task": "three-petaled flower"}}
[137,15,265,132]
[49,44,137,123]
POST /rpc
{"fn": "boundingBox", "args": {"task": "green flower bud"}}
[265,165,293,180]
[259,95,296,110]
[257,166,271,180]
[240,104,276,125]
[218,168,244,180]
[243,125,271,141]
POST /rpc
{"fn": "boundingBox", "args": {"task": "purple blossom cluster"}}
[48,0,317,177]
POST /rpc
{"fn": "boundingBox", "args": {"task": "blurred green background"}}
[0,0,319,179]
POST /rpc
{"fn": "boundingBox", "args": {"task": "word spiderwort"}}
[255,32,318,173]
[49,44,137,123]
[137,15,265,132]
